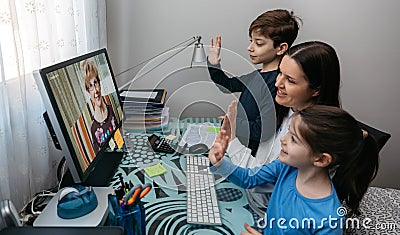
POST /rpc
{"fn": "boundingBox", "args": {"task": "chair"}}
[357,121,391,152]
[0,200,21,231]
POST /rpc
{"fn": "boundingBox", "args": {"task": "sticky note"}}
[144,163,167,178]
[113,128,124,149]
[207,127,220,133]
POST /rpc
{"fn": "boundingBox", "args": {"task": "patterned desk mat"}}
[109,118,257,234]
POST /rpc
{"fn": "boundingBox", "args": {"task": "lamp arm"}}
[115,36,199,77]
[118,36,201,91]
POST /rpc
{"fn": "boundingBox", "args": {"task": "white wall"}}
[106,0,400,189]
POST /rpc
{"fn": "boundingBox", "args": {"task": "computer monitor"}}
[33,48,124,186]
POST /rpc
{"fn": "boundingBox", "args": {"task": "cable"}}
[18,190,56,219]
[30,191,56,215]
[57,158,67,191]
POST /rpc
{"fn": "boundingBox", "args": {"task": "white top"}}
[226,109,295,216]
[227,109,295,167]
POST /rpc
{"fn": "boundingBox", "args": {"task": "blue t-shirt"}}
[211,159,344,234]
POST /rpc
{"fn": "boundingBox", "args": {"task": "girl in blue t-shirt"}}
[209,105,379,235]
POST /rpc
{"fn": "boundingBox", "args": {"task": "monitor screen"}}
[33,48,123,185]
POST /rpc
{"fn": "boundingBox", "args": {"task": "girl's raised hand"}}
[240,223,262,235]
[208,35,222,65]
[208,128,229,166]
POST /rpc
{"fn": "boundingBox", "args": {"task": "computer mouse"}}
[188,143,209,154]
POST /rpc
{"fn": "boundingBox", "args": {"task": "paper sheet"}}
[178,123,220,148]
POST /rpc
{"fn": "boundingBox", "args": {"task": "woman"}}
[81,60,117,154]
[222,41,341,216]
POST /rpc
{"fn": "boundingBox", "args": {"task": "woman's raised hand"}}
[208,35,222,65]
[226,100,238,140]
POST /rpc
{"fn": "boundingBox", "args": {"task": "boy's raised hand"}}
[208,35,222,65]
[208,128,230,166]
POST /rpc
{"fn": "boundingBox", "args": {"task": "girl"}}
[209,105,379,234]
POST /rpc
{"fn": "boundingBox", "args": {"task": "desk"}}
[0,226,124,235]
[111,118,258,234]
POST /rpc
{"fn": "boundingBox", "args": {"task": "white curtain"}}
[0,0,106,210]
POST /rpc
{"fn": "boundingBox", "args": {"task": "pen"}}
[115,186,125,200]
[139,183,152,199]
[117,173,125,190]
[124,184,142,204]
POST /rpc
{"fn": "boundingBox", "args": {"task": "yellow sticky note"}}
[144,163,167,178]
[113,128,124,149]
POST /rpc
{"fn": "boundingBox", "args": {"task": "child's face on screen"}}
[279,115,315,168]
[88,76,102,107]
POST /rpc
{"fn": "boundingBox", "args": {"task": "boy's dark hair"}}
[249,9,301,48]
[297,105,379,216]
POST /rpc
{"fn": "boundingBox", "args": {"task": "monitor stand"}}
[61,151,124,187]
[33,187,114,227]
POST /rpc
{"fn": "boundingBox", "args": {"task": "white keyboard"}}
[186,155,222,225]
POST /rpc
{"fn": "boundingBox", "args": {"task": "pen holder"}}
[107,194,146,235]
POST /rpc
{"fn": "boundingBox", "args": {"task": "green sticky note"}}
[207,127,220,133]
[144,163,167,177]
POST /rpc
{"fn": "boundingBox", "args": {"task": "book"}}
[123,107,169,131]
[120,89,167,107]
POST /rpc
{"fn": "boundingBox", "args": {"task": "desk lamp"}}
[117,36,206,90]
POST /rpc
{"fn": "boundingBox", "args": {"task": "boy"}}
[208,9,301,156]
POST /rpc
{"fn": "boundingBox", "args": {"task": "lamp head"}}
[191,36,206,66]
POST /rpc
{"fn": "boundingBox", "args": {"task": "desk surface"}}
[112,118,258,234]
[0,226,124,235]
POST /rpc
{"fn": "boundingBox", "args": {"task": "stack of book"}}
[120,89,169,131]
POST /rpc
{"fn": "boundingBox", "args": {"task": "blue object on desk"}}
[108,194,145,235]
[57,185,98,219]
